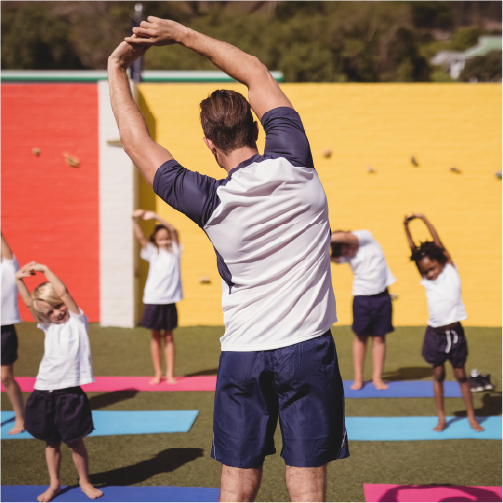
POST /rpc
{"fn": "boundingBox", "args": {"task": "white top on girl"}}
[1,256,22,326]
[421,262,467,328]
[339,230,396,296]
[35,308,94,391]
[141,241,183,305]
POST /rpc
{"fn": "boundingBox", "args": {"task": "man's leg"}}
[351,335,368,390]
[219,465,262,502]
[285,465,327,502]
[371,336,388,390]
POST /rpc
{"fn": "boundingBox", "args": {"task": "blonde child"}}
[404,213,483,432]
[15,262,103,502]
[132,209,183,385]
[1,232,25,434]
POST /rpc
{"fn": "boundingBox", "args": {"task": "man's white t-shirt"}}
[340,230,396,296]
[34,308,94,391]
[140,242,183,305]
[153,107,337,352]
[1,256,22,326]
[421,262,467,327]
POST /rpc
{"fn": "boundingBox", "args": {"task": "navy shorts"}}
[422,323,468,368]
[352,290,393,337]
[211,331,349,468]
[141,304,178,332]
[1,325,18,366]
[24,386,94,444]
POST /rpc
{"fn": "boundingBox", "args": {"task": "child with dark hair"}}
[331,230,396,391]
[132,209,183,385]
[404,213,483,432]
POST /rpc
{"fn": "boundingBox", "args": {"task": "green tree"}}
[459,50,502,82]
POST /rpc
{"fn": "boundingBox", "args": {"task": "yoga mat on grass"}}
[1,410,198,440]
[0,485,220,502]
[1,376,217,393]
[363,483,502,502]
[346,416,501,441]
[2,377,463,397]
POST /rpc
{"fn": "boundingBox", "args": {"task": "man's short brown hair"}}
[200,90,255,155]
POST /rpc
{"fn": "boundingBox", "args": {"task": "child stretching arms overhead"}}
[133,209,183,385]
[1,232,25,434]
[404,214,483,432]
[15,262,103,502]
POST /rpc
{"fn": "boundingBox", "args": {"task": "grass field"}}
[2,323,501,501]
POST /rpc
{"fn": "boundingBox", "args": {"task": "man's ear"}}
[203,137,216,153]
[253,121,259,142]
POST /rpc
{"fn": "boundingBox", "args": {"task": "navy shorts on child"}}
[141,303,178,332]
[422,323,467,368]
[24,386,94,444]
[352,289,393,337]
[211,331,349,468]
[1,324,18,366]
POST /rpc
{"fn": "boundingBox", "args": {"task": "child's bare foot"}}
[433,418,446,431]
[149,376,162,385]
[37,486,61,502]
[469,417,484,432]
[372,378,389,390]
[80,482,103,500]
[166,376,178,385]
[8,421,25,435]
[350,380,363,390]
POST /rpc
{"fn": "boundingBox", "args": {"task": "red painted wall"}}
[2,84,100,321]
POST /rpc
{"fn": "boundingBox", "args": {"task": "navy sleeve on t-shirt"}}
[261,107,314,170]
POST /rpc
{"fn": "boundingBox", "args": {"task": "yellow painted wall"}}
[138,83,501,327]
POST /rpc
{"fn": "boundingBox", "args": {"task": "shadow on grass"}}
[378,483,501,502]
[454,391,502,418]
[88,390,139,410]
[185,369,219,377]
[383,366,433,381]
[90,448,203,486]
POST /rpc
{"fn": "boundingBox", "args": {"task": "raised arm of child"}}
[407,214,453,264]
[403,215,418,255]
[136,209,180,245]
[1,232,14,261]
[15,263,35,311]
[331,231,358,245]
[132,209,149,249]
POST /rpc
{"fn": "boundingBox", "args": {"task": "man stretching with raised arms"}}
[108,18,349,502]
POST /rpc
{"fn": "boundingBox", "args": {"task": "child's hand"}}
[142,211,158,221]
[403,215,414,224]
[15,262,37,279]
[411,213,425,219]
[132,209,146,219]
[30,263,48,273]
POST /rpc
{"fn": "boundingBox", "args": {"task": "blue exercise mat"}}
[343,380,462,398]
[1,410,198,440]
[346,416,501,440]
[0,485,219,502]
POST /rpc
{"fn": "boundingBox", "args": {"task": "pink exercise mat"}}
[364,484,502,502]
[1,376,217,393]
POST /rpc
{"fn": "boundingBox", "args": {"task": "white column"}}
[98,80,138,327]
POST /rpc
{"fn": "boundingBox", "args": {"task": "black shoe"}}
[479,374,494,391]
[469,375,484,392]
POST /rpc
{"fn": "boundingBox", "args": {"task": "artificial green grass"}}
[2,324,501,501]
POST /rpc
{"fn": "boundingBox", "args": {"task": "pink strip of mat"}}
[1,376,217,392]
[364,484,502,502]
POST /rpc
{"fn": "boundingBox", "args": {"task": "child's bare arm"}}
[15,264,35,310]
[331,231,357,245]
[1,233,14,261]
[32,264,80,315]
[132,209,149,248]
[143,211,180,245]
[403,215,418,254]
[414,214,453,264]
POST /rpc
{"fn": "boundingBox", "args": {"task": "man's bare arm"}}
[125,17,292,120]
[108,39,173,186]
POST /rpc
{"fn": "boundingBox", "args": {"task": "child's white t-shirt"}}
[421,262,467,327]
[339,230,396,296]
[140,242,183,305]
[34,308,94,391]
[1,256,22,326]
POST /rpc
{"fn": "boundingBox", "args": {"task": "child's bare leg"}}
[432,364,446,431]
[351,335,368,390]
[164,330,177,384]
[371,336,388,390]
[37,442,62,502]
[150,330,162,384]
[453,367,484,432]
[67,439,103,499]
[1,364,25,434]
